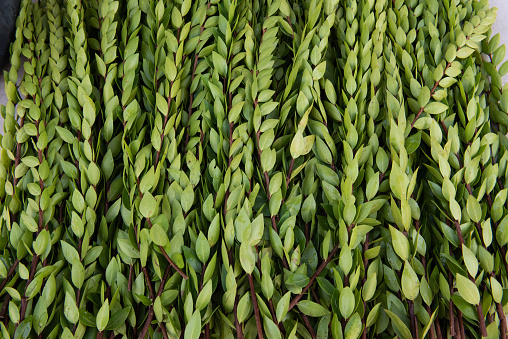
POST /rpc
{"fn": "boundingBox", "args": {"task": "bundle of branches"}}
[0,0,507,338]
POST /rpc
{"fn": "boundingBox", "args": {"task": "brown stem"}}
[248,274,264,339]
[414,221,436,339]
[448,269,455,337]
[155,112,170,168]
[286,158,295,187]
[143,267,155,300]
[451,219,487,337]
[289,242,340,311]
[135,178,187,280]
[497,301,508,339]
[128,264,133,292]
[137,264,172,338]
[254,132,289,270]
[139,306,154,339]
[228,122,234,166]
[234,294,244,339]
[268,299,285,336]
[160,247,188,279]
[360,233,371,339]
[475,304,488,337]
[16,252,39,331]
[408,300,418,339]
[0,296,10,324]
[160,323,169,339]
[183,2,211,153]
[302,313,316,339]
[410,64,449,129]
[0,259,19,292]
[457,310,466,339]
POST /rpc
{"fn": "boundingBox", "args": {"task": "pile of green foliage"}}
[1,0,508,338]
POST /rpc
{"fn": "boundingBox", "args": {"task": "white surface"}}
[491,0,508,83]
[0,1,507,131]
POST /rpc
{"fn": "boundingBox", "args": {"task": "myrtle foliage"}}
[0,0,508,338]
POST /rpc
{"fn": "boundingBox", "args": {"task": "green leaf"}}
[87,162,101,186]
[237,292,252,323]
[64,292,79,324]
[297,300,330,317]
[196,280,213,311]
[466,195,482,223]
[366,303,381,327]
[496,215,508,246]
[424,102,448,114]
[344,313,362,339]
[196,232,210,263]
[139,192,158,218]
[457,46,474,59]
[150,224,168,247]
[362,273,377,302]
[22,156,39,167]
[339,287,355,318]
[456,274,480,305]
[117,238,140,258]
[96,299,109,332]
[79,309,97,327]
[181,184,194,213]
[5,287,20,301]
[105,307,131,331]
[313,61,326,80]
[290,131,315,159]
[33,229,50,257]
[276,292,291,323]
[462,245,478,277]
[21,212,38,233]
[140,168,155,194]
[384,309,412,339]
[249,214,264,246]
[240,243,256,275]
[184,310,201,339]
[401,261,419,301]
[61,241,80,264]
[228,101,245,123]
[449,198,462,221]
[261,148,276,172]
[212,51,227,77]
[389,226,409,261]
[56,126,75,143]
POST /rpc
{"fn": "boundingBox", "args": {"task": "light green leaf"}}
[96,299,109,332]
[276,292,291,323]
[196,232,210,263]
[139,192,158,219]
[196,280,213,311]
[150,224,168,247]
[344,313,362,339]
[184,310,201,339]
[462,245,478,278]
[313,61,326,80]
[384,309,412,339]
[389,226,409,261]
[339,287,355,319]
[297,300,330,317]
[401,261,419,301]
[456,274,480,305]
[240,243,256,275]
[424,102,448,114]
[466,195,482,223]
